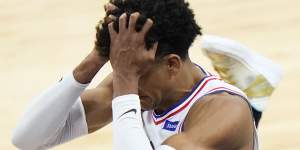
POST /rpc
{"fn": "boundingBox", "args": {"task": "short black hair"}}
[95,0,202,60]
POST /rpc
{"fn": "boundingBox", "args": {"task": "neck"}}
[154,61,206,114]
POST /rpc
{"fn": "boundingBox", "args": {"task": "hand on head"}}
[104,3,118,23]
[109,12,158,79]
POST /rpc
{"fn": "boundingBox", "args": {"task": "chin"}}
[140,97,154,111]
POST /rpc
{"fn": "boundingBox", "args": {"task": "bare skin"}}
[72,3,254,149]
[80,75,254,149]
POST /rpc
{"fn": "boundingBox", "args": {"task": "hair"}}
[95,0,202,60]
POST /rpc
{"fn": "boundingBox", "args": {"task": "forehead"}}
[140,61,165,78]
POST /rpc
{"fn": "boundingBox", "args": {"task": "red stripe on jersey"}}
[153,77,219,125]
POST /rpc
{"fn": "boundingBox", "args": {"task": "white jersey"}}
[142,65,259,150]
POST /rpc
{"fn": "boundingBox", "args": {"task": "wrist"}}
[89,49,108,66]
[112,94,141,120]
[66,72,90,88]
[113,73,139,97]
[73,57,106,84]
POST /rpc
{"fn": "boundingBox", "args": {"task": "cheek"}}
[140,71,168,100]
[139,76,160,95]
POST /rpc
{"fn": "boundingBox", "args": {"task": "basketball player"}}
[100,2,282,127]
[12,0,283,149]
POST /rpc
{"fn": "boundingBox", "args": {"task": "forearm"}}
[112,75,176,150]
[112,94,152,150]
[112,94,176,150]
[12,55,106,149]
[111,71,152,149]
[12,73,89,150]
[112,73,139,97]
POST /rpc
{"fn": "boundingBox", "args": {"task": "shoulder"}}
[185,92,252,126]
[182,92,254,149]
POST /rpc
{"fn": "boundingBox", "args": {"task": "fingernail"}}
[147,19,153,24]
[108,15,116,19]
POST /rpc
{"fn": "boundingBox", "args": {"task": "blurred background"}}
[1,0,299,149]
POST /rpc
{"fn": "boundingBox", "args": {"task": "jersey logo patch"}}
[163,120,179,131]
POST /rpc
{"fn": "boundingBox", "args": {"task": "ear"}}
[164,54,182,76]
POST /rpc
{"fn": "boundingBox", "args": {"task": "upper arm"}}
[163,93,254,150]
[80,73,114,133]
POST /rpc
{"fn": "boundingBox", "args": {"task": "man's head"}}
[96,0,202,60]
[96,0,203,110]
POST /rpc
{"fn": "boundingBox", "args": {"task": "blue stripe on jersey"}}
[153,75,211,118]
[205,89,247,100]
[194,63,210,75]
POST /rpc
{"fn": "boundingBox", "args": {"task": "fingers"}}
[108,22,117,40]
[119,13,127,33]
[141,19,153,35]
[129,12,140,32]
[118,12,153,35]
[104,3,118,13]
[108,15,117,21]
[104,3,118,24]
[105,15,117,24]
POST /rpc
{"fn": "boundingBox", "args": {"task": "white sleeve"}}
[158,145,176,150]
[12,73,89,150]
[112,94,152,150]
[112,94,177,150]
